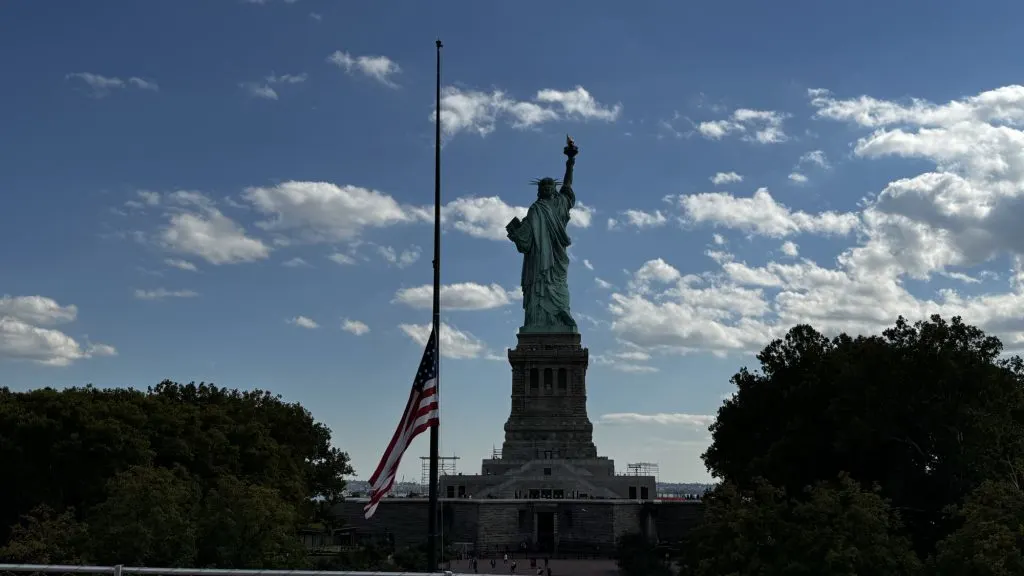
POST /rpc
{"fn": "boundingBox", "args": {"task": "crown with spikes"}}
[530,177,561,187]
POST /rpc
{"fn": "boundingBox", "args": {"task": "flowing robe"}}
[507,184,578,333]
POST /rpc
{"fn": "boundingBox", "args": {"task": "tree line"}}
[619,315,1024,576]
[0,381,361,568]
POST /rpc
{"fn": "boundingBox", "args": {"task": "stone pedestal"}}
[502,332,596,460]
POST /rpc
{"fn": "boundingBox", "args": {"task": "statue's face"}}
[537,181,556,199]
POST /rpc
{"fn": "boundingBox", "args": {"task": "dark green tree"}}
[0,505,88,564]
[930,480,1024,575]
[86,466,200,567]
[0,381,353,568]
[701,316,1024,557]
[685,474,920,576]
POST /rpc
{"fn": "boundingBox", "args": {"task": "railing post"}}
[113,565,122,576]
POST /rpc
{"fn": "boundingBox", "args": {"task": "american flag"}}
[363,327,439,519]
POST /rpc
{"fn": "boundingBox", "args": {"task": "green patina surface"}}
[506,136,580,335]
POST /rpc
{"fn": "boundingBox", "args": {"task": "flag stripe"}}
[364,329,439,520]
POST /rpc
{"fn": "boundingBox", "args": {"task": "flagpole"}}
[427,37,443,573]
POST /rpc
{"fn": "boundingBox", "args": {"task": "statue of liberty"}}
[505,135,580,334]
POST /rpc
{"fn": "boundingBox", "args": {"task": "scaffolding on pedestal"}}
[626,462,659,481]
[421,455,459,487]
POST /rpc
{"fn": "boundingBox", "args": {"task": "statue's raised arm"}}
[561,134,578,198]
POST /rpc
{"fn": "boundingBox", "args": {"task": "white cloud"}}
[328,252,357,265]
[342,319,370,335]
[288,316,319,329]
[164,258,197,271]
[159,193,270,265]
[710,172,743,185]
[327,51,401,87]
[619,209,667,229]
[592,350,656,373]
[712,233,726,245]
[440,196,591,241]
[806,85,1024,283]
[241,73,307,101]
[595,278,613,290]
[242,83,278,100]
[583,259,594,270]
[698,108,788,144]
[242,181,423,244]
[799,150,830,169]
[399,322,486,359]
[598,413,715,427]
[0,295,77,326]
[282,257,310,267]
[134,190,161,207]
[393,282,517,311]
[788,172,808,183]
[266,73,307,84]
[437,85,620,138]
[66,72,159,97]
[0,295,115,366]
[377,245,421,268]
[674,187,859,238]
[134,288,199,301]
[780,241,799,257]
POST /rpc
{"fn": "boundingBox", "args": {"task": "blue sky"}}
[4,1,1024,483]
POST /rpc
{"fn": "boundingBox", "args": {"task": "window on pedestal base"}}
[530,368,539,391]
[447,485,455,498]
[554,489,564,499]
[459,485,466,498]
[640,486,649,500]
[544,368,553,390]
[629,486,637,499]
[558,368,567,391]
[544,467,552,476]
[529,489,540,499]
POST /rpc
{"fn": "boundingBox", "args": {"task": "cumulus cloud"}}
[393,282,519,311]
[710,172,743,185]
[288,316,319,329]
[66,72,158,97]
[282,257,310,268]
[342,319,370,335]
[134,288,199,301]
[436,85,620,138]
[807,85,1024,283]
[0,295,116,366]
[698,108,788,143]
[164,258,197,271]
[376,245,421,268]
[617,209,668,229]
[399,322,487,359]
[157,191,270,265]
[242,181,425,244]
[327,51,401,87]
[672,187,859,238]
[592,350,657,373]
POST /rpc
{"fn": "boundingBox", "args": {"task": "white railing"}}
[0,565,469,576]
